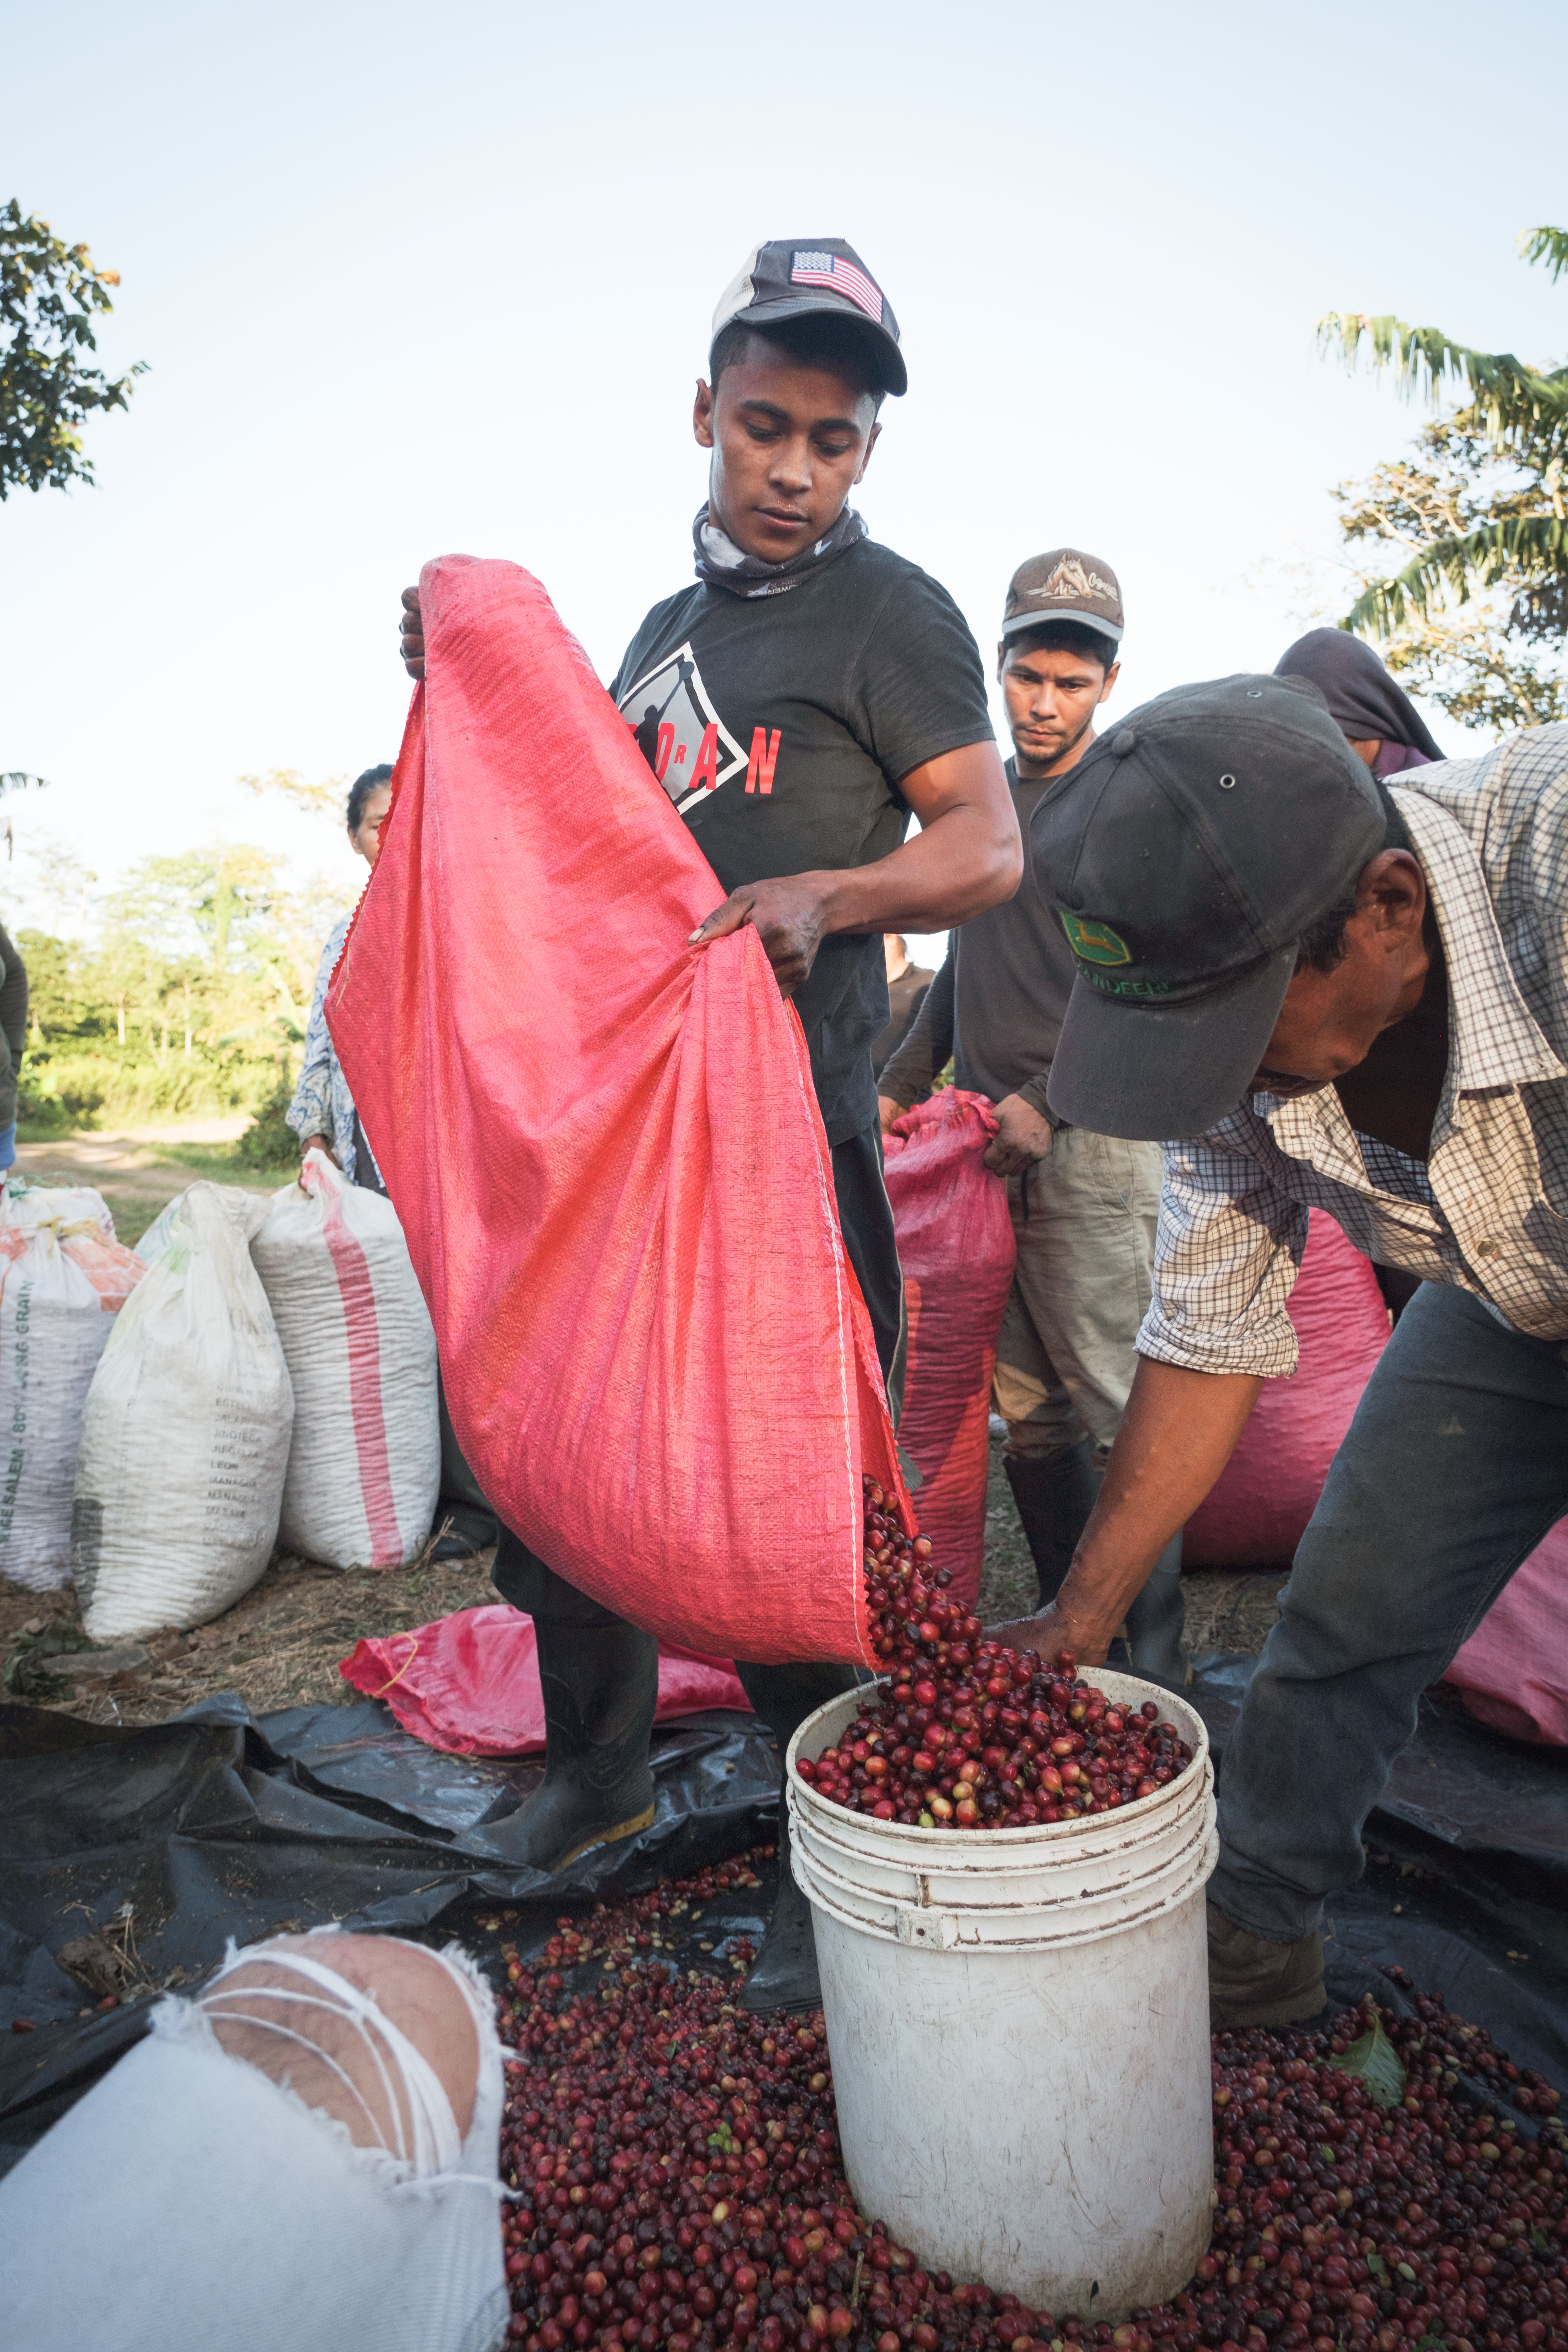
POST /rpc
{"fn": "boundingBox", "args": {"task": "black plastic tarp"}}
[0,1695,780,2172]
[1190,1652,1568,2096]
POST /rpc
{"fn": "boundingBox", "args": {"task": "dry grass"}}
[0,1544,500,1729]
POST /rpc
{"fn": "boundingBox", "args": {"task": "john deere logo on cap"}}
[1060,913,1132,967]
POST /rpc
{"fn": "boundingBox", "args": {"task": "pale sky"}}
[3,0,1565,965]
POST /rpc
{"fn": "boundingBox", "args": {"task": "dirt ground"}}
[2,1122,1288,1728]
[1,1540,503,1726]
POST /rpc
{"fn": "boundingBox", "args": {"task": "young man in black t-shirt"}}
[400,237,1018,2008]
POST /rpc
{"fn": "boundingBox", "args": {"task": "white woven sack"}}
[73,1184,294,1639]
[250,1148,439,1571]
[0,1208,118,1593]
[132,1194,183,1266]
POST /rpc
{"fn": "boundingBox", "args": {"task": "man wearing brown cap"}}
[880,552,1187,1678]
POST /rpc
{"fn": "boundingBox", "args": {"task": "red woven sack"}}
[1183,1209,1390,1568]
[1445,1518,1568,1746]
[883,1091,1015,1605]
[339,1606,751,1757]
[326,556,905,1664]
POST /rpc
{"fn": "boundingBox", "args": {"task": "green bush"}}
[17,1051,106,1135]
[236,1072,302,1170]
[16,1043,290,1131]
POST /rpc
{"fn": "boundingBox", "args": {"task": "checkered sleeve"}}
[1136,1119,1313,1379]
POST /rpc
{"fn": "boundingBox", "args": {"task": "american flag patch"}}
[791,250,884,324]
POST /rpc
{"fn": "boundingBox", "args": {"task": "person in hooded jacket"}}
[1275,632,1446,1320]
[1274,629,1443,778]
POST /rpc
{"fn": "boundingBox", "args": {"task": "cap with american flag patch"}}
[710,237,906,395]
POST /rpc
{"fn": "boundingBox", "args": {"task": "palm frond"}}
[1346,514,1568,636]
[1316,312,1568,444]
[1520,225,1568,284]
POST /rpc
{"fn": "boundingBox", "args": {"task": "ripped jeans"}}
[0,1933,510,2352]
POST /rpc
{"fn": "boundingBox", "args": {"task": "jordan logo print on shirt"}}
[618,645,748,812]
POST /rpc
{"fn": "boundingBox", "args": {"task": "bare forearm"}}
[1073,1357,1261,1605]
[800,804,1021,937]
[994,1357,1262,1664]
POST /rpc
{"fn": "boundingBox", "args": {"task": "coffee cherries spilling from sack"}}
[794,1478,1194,1828]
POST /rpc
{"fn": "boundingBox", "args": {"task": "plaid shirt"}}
[1140,725,1568,1377]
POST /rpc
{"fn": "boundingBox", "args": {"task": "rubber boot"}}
[734,1660,859,2015]
[476,1618,657,1871]
[1003,1439,1097,1609]
[1113,1530,1189,1687]
[433,1378,500,1557]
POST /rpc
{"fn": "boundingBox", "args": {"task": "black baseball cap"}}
[710,239,906,397]
[1034,674,1387,1141]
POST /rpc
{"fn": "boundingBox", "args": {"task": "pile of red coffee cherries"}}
[492,1862,1566,2352]
[1195,1991,1563,2352]
[793,1477,1194,1828]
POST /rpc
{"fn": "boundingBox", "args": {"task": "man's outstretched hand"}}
[987,1595,1117,1671]
[689,876,836,997]
[400,586,424,679]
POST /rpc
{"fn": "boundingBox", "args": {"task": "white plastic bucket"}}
[787,1670,1217,2323]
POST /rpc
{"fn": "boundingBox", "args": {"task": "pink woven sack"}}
[327,556,907,1665]
[1445,1520,1568,1745]
[1184,1210,1390,1568]
[340,1606,750,1757]
[884,1091,1015,1606]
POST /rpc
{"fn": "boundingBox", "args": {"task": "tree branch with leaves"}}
[1,200,144,499]
[1317,227,1568,731]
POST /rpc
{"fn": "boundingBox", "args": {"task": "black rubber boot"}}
[1113,1530,1188,1687]
[1003,1440,1097,1609]
[734,1660,859,2015]
[475,1617,658,1871]
[435,1379,500,1555]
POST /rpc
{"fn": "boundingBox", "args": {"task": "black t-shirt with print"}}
[609,537,994,1145]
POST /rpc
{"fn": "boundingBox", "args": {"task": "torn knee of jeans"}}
[197,1935,476,2173]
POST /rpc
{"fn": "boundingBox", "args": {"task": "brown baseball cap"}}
[1001,548,1124,644]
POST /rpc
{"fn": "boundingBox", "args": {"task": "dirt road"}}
[14,1116,290,1244]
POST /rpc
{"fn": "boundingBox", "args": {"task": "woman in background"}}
[288,763,498,1560]
[289,763,393,1187]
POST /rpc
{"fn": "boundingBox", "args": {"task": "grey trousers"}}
[992,1125,1164,1462]
[1212,1280,1568,1942]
